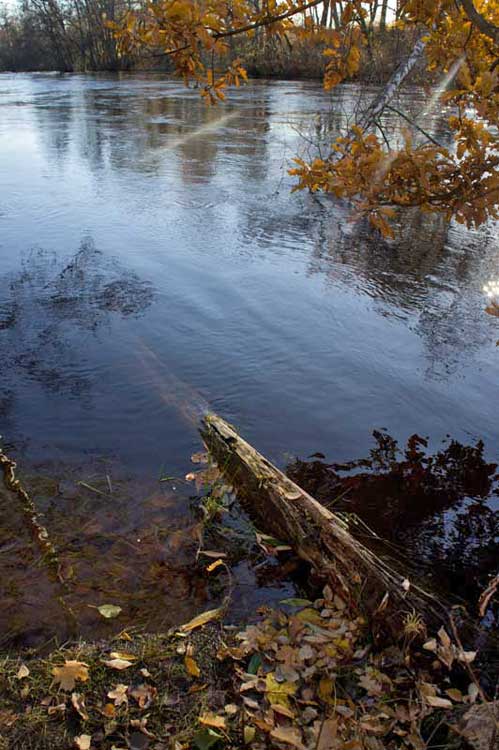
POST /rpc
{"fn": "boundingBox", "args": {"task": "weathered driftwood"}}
[200,413,444,632]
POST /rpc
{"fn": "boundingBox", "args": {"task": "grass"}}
[0,623,231,749]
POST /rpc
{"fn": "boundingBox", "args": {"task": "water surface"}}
[1,73,498,642]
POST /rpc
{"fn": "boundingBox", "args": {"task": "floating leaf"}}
[198,550,227,559]
[206,559,224,572]
[279,598,312,607]
[94,604,122,619]
[52,661,89,691]
[191,452,209,464]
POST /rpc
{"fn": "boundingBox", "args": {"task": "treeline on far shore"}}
[0,0,420,83]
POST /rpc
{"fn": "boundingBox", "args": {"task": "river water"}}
[0,73,498,643]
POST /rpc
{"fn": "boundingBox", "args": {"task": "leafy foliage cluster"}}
[114,1,499,235]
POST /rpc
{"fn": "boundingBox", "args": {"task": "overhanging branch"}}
[460,0,499,44]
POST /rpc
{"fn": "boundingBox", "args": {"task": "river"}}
[0,73,498,644]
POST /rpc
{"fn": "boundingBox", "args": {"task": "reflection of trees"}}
[288,433,499,619]
[34,78,272,185]
[302,201,499,377]
[0,237,154,407]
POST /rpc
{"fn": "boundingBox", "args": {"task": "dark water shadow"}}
[288,434,499,624]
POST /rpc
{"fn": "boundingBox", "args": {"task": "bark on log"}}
[201,413,445,633]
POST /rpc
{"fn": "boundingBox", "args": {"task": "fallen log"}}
[200,413,446,635]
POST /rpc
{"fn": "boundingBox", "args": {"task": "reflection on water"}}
[0,73,498,642]
[288,433,499,625]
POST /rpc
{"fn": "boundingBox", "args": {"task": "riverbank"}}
[0,27,428,85]
[0,553,494,750]
[1,433,497,750]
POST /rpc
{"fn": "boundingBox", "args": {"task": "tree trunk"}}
[380,0,388,31]
[201,413,445,636]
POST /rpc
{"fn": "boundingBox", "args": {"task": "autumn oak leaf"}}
[52,661,90,691]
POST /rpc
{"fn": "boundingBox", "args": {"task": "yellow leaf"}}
[244,725,256,744]
[265,673,296,709]
[318,677,335,704]
[109,651,137,661]
[185,655,201,677]
[52,661,90,691]
[199,712,226,729]
[295,608,323,625]
[206,558,224,572]
[178,607,223,633]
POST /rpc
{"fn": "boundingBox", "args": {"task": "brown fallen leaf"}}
[271,703,295,719]
[109,651,137,661]
[0,709,18,728]
[270,726,304,749]
[130,717,155,738]
[108,684,129,706]
[16,664,30,680]
[52,661,89,691]
[199,712,227,729]
[74,735,91,750]
[71,693,89,721]
[48,703,66,716]
[101,703,116,718]
[316,718,338,750]
[425,695,453,708]
[130,684,157,709]
[102,658,133,670]
[478,573,498,617]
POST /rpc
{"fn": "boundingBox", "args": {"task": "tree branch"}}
[460,0,499,44]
